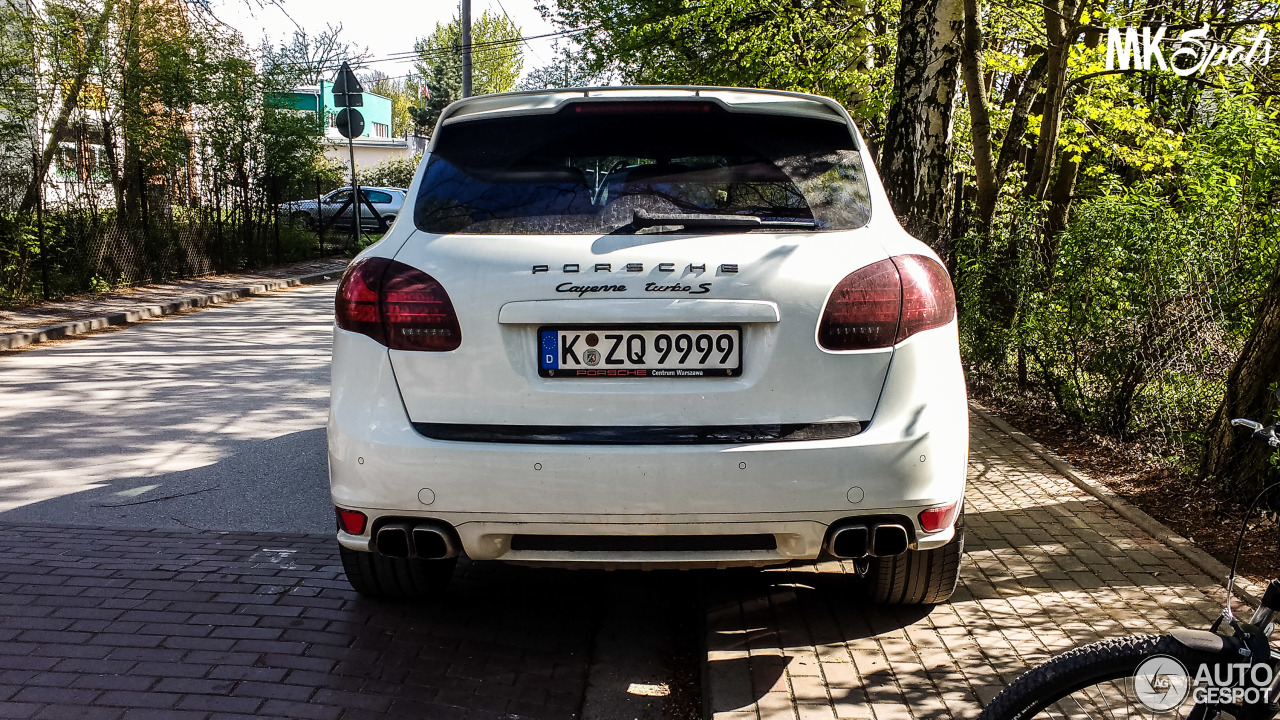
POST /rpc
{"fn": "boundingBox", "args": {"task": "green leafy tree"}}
[517,43,607,90]
[411,10,524,132]
[545,0,894,126]
[0,0,39,208]
[13,0,115,212]
[364,70,414,138]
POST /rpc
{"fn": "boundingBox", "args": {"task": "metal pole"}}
[348,133,359,250]
[272,177,281,264]
[316,80,326,256]
[36,172,48,301]
[461,0,472,98]
[315,175,324,257]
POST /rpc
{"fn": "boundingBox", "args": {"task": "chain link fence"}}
[1,133,356,309]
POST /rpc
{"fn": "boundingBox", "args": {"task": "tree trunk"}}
[1038,28,1098,266]
[1044,143,1080,243]
[960,0,997,233]
[993,53,1047,201]
[121,0,144,221]
[19,0,116,212]
[879,0,964,255]
[1201,261,1280,500]
[1022,0,1078,202]
[102,119,124,209]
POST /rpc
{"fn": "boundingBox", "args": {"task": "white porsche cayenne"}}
[328,87,968,604]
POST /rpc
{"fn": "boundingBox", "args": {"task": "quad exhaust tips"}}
[374,521,460,560]
[827,522,910,559]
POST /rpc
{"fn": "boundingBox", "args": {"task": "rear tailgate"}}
[387,229,894,428]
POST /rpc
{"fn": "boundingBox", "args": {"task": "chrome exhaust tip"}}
[374,522,414,559]
[374,521,460,560]
[412,524,459,559]
[870,523,909,557]
[828,524,869,559]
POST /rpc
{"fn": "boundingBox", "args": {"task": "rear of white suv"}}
[328,87,968,604]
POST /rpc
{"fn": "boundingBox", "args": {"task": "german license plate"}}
[539,327,742,378]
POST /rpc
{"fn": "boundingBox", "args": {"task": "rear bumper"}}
[327,326,968,567]
[337,520,956,569]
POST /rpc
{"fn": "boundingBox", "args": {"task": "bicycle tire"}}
[979,634,1231,720]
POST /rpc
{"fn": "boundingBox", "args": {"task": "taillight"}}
[335,258,388,345]
[817,254,955,350]
[335,257,462,351]
[380,264,462,351]
[893,254,956,341]
[919,502,959,533]
[336,507,368,535]
[817,258,902,350]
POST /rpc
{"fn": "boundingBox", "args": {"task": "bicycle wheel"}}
[979,635,1234,720]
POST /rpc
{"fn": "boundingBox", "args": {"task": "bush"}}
[363,154,421,190]
[957,94,1280,468]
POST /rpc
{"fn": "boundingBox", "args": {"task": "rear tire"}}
[339,544,456,601]
[866,511,964,605]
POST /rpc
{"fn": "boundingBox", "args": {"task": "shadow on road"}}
[0,285,334,527]
[0,428,331,533]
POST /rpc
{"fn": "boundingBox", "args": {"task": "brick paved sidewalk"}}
[0,258,349,349]
[704,412,1230,720]
[0,527,598,720]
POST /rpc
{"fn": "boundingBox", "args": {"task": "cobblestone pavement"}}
[0,258,348,334]
[0,526,601,720]
[704,413,1229,720]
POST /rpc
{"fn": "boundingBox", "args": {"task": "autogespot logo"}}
[1134,655,1275,712]
[1135,656,1191,711]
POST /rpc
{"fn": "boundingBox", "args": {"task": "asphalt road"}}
[0,284,335,533]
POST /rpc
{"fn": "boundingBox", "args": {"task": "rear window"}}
[414,102,871,235]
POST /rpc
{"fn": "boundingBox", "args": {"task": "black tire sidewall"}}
[979,635,1237,720]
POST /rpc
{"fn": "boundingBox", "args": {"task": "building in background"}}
[272,85,411,171]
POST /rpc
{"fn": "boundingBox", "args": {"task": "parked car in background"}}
[328,86,969,605]
[279,187,406,231]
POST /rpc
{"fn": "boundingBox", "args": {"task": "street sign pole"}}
[331,62,366,249]
[348,134,359,249]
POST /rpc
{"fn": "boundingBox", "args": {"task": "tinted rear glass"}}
[414,103,871,235]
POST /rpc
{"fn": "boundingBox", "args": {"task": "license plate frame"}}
[538,325,743,378]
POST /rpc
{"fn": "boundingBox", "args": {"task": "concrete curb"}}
[0,268,344,351]
[971,402,1266,608]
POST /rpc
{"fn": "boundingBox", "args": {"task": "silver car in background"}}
[280,186,406,231]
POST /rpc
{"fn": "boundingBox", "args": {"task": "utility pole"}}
[461,0,472,98]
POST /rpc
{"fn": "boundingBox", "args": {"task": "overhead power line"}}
[492,0,547,66]
[269,27,591,71]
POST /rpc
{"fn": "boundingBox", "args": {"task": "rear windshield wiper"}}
[619,209,818,233]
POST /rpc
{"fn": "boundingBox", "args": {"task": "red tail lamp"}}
[336,508,368,535]
[918,503,960,533]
